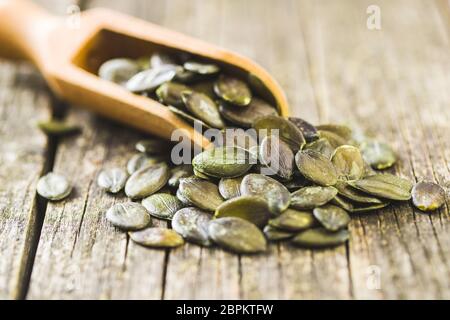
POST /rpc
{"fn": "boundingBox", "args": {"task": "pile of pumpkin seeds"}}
[36,51,446,254]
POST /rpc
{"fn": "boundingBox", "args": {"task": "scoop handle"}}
[0,0,57,64]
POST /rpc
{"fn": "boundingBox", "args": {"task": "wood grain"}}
[1,0,449,299]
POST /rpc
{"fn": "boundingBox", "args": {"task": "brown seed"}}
[412,182,446,212]
[295,149,338,186]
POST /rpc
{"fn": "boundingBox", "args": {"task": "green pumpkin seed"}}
[316,124,352,141]
[240,173,291,214]
[129,227,184,248]
[37,120,81,136]
[37,172,72,201]
[178,177,224,211]
[215,195,271,228]
[348,174,412,201]
[98,58,140,85]
[331,195,390,213]
[360,140,397,170]
[106,202,150,231]
[303,138,334,159]
[214,75,252,107]
[219,98,278,128]
[150,52,178,68]
[193,167,213,180]
[259,135,295,180]
[181,91,225,129]
[126,64,181,93]
[289,117,319,142]
[412,182,446,212]
[217,129,258,151]
[290,186,338,210]
[135,139,170,155]
[168,165,193,188]
[208,217,267,254]
[172,207,212,246]
[97,168,128,193]
[247,73,276,107]
[184,61,220,75]
[284,174,311,191]
[142,193,185,220]
[334,181,383,204]
[295,150,338,186]
[218,176,244,199]
[268,209,316,232]
[253,115,306,152]
[263,225,295,241]
[174,68,198,84]
[313,205,351,231]
[192,147,253,178]
[291,228,349,248]
[168,106,212,130]
[331,145,365,181]
[156,82,191,107]
[191,81,216,99]
[125,163,169,200]
[176,188,193,206]
[127,154,163,175]
[318,130,348,149]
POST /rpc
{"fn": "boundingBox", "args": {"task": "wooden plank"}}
[297,0,450,299]
[0,0,78,300]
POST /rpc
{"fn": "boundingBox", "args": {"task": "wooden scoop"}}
[0,0,290,148]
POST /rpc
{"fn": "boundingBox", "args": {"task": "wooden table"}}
[1,0,449,300]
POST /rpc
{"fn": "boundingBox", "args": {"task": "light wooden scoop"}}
[0,0,290,148]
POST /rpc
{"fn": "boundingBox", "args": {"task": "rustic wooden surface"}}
[0,0,449,299]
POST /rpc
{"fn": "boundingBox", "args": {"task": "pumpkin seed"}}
[181,91,225,129]
[127,154,163,175]
[125,64,180,93]
[218,176,244,199]
[176,188,194,206]
[295,150,338,186]
[208,217,267,254]
[191,81,216,99]
[247,73,276,107]
[263,225,295,241]
[412,182,446,212]
[318,130,348,149]
[214,75,252,107]
[135,139,170,155]
[348,174,412,201]
[129,227,184,248]
[290,186,338,210]
[303,138,334,159]
[284,174,311,191]
[168,106,212,130]
[317,124,352,141]
[178,177,224,211]
[184,61,220,75]
[313,205,351,231]
[172,207,212,246]
[97,168,128,194]
[253,115,306,152]
[360,140,397,170]
[215,196,271,228]
[269,209,316,232]
[37,172,72,201]
[193,167,213,180]
[240,173,291,214]
[291,228,349,248]
[289,117,319,142]
[150,52,178,68]
[192,147,253,178]
[156,82,191,107]
[125,163,169,200]
[98,58,140,85]
[217,129,258,151]
[331,195,390,213]
[142,193,185,220]
[37,120,81,136]
[334,181,383,204]
[259,135,295,180]
[331,145,365,181]
[219,98,278,128]
[106,202,150,231]
[168,165,193,188]
[174,68,198,84]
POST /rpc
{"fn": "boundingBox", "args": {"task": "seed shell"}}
[208,217,267,254]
